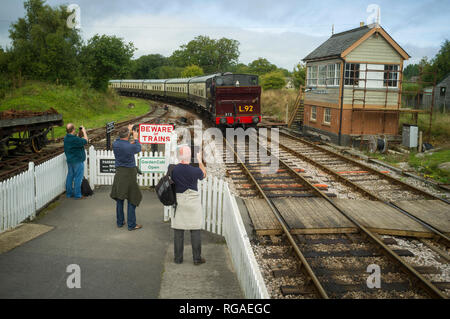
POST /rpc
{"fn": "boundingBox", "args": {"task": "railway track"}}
[259,130,450,247]
[221,132,449,299]
[0,105,169,181]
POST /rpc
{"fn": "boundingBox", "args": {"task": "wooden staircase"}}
[287,86,305,131]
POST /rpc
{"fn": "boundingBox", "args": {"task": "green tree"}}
[292,62,306,88]
[8,0,82,85]
[418,57,434,86]
[157,65,183,79]
[181,65,204,78]
[0,48,8,74]
[247,58,277,75]
[403,63,420,80]
[230,63,250,74]
[431,39,450,83]
[260,71,286,90]
[131,54,167,79]
[170,35,240,73]
[80,34,135,90]
[0,48,13,98]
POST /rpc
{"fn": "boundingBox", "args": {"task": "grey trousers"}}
[173,229,201,263]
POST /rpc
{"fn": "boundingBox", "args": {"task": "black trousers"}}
[173,229,201,263]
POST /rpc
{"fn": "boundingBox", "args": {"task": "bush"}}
[260,71,286,90]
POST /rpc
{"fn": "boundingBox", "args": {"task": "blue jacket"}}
[64,134,87,163]
[112,138,141,168]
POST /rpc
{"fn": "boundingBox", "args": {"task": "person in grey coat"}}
[171,145,206,265]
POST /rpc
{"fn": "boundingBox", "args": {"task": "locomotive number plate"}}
[238,105,254,113]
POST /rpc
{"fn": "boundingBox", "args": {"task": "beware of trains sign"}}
[139,124,174,144]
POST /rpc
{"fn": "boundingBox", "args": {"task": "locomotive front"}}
[213,74,261,128]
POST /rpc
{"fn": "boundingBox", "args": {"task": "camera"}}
[132,124,139,132]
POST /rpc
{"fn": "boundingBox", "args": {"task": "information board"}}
[99,159,116,174]
[106,121,115,134]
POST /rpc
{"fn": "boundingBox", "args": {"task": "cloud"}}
[1,0,448,69]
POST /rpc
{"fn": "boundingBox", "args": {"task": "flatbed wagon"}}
[0,108,63,158]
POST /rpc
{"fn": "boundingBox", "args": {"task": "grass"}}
[0,81,158,138]
[366,148,450,184]
[408,149,450,184]
[261,89,298,122]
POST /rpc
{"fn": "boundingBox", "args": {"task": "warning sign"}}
[139,124,174,144]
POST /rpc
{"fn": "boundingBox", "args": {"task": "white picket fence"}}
[164,177,269,299]
[0,143,269,299]
[86,146,169,187]
[0,154,67,232]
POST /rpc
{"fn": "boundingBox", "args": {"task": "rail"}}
[225,131,448,298]
[272,129,450,247]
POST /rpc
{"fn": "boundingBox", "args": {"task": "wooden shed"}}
[301,23,411,146]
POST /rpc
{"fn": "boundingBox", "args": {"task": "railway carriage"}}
[165,78,190,101]
[109,72,261,127]
[143,79,166,98]
[120,79,143,94]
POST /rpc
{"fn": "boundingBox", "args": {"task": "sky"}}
[0,0,449,70]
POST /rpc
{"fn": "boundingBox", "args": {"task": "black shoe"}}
[194,258,206,265]
[174,259,183,264]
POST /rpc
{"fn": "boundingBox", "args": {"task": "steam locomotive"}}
[109,73,261,127]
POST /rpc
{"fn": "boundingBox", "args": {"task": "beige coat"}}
[171,189,203,230]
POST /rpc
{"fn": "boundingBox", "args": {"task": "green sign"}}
[139,157,166,173]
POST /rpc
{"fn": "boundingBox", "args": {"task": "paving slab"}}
[159,231,243,299]
[0,186,242,299]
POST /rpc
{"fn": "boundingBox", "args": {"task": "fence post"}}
[89,145,96,187]
[29,162,36,220]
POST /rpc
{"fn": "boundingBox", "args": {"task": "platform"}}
[245,197,446,238]
[0,187,242,298]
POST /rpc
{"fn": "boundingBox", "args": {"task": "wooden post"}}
[418,131,423,153]
[285,103,289,124]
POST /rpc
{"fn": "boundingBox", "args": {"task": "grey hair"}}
[118,127,130,138]
[177,145,191,163]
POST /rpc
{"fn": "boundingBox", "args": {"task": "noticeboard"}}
[99,159,116,174]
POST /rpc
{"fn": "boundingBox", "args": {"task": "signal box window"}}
[323,108,331,124]
[344,63,360,85]
[311,106,317,121]
[384,65,399,87]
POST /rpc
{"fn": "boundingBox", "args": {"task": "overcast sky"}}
[1,0,449,69]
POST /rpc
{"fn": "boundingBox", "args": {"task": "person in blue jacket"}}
[110,125,143,231]
[63,123,88,199]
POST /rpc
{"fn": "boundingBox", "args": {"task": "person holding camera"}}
[171,145,206,265]
[110,124,143,231]
[63,123,88,199]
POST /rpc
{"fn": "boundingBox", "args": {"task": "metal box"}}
[402,124,418,148]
